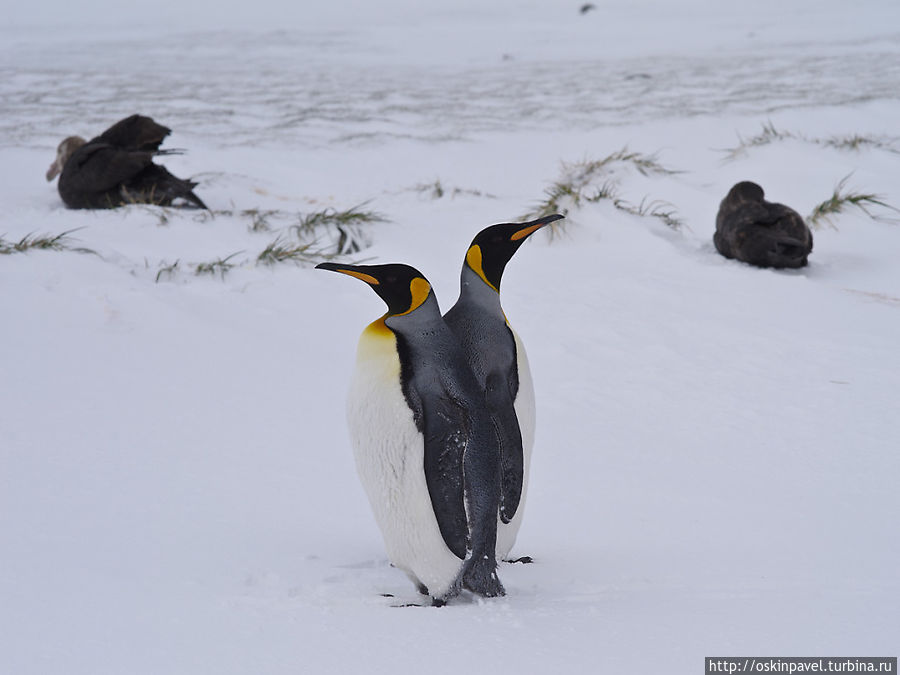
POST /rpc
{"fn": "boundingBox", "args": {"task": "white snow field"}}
[1,1,899,673]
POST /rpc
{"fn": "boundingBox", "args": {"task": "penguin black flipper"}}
[407,348,504,597]
[418,391,470,561]
[484,370,523,524]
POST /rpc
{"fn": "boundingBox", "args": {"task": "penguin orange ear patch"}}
[396,277,432,315]
[465,245,499,292]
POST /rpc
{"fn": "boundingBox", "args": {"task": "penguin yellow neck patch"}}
[364,316,393,337]
[395,277,432,316]
[510,223,543,241]
[335,269,380,285]
[465,245,499,293]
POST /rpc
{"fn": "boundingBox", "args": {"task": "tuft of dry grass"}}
[194,252,243,279]
[155,260,181,283]
[808,175,900,228]
[720,121,794,160]
[0,229,97,256]
[526,148,683,234]
[293,204,386,233]
[153,203,385,278]
[409,179,495,200]
[256,237,329,266]
[289,204,385,256]
[722,121,900,161]
[619,198,684,229]
[242,208,279,232]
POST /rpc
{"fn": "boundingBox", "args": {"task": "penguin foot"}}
[504,556,533,564]
[416,582,430,596]
[462,559,506,598]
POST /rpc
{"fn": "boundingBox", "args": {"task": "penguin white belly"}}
[346,322,464,598]
[496,328,536,560]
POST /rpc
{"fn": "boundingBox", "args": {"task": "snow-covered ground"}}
[2,2,899,673]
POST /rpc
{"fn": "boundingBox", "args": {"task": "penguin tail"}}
[462,553,505,598]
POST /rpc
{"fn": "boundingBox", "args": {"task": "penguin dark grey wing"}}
[714,181,812,269]
[444,213,564,560]
[316,262,504,603]
[399,362,469,560]
[483,370,524,523]
[47,114,207,210]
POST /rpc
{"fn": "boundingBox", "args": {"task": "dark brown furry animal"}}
[714,181,812,269]
[46,114,207,210]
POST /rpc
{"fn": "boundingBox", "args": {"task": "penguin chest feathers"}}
[346,318,463,597]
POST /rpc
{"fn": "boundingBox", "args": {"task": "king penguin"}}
[316,262,505,604]
[443,213,564,561]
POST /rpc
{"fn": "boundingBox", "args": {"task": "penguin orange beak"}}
[315,262,380,285]
[510,213,565,241]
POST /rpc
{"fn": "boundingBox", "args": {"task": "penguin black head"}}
[464,213,564,292]
[315,262,433,316]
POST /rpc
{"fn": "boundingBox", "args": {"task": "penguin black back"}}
[444,214,563,559]
[714,181,813,269]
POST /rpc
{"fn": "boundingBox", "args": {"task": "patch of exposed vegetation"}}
[0,229,97,256]
[722,121,900,160]
[150,203,385,280]
[821,135,896,153]
[241,208,279,232]
[194,252,243,279]
[617,198,684,230]
[293,204,386,232]
[190,204,386,251]
[581,182,683,229]
[291,204,386,255]
[720,121,795,160]
[808,175,900,229]
[526,147,683,234]
[155,260,181,283]
[408,179,496,200]
[256,236,325,266]
[138,205,173,226]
